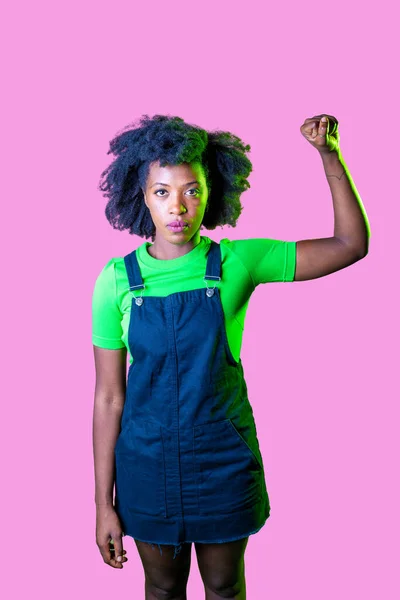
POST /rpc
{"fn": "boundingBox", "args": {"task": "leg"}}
[194,537,249,599]
[134,539,192,600]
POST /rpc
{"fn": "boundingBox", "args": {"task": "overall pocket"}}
[114,420,166,517]
[193,418,265,516]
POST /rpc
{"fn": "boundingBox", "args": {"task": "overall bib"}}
[114,240,270,559]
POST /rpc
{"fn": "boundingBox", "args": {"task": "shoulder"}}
[218,237,256,281]
[220,236,295,257]
[219,236,267,259]
[219,236,262,251]
[93,256,127,296]
[95,257,120,282]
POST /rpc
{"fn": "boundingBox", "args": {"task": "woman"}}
[92,114,369,599]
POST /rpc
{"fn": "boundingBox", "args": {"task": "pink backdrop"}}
[2,0,398,598]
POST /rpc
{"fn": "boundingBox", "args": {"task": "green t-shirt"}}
[92,235,296,365]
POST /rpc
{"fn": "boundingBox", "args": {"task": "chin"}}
[159,226,198,243]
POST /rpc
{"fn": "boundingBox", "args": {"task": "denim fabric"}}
[114,241,270,558]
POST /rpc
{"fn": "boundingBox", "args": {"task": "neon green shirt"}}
[92,235,297,365]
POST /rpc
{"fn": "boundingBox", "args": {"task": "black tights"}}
[135,536,249,599]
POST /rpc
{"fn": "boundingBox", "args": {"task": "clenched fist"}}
[300,114,340,154]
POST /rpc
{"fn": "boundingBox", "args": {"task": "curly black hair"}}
[98,114,253,241]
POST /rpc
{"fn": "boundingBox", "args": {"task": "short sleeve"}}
[222,238,297,285]
[92,258,125,349]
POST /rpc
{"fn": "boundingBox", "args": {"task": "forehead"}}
[148,161,205,182]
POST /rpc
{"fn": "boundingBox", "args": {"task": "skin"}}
[294,114,370,281]
[142,160,210,260]
[93,114,370,596]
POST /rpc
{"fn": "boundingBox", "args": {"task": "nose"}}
[168,192,187,214]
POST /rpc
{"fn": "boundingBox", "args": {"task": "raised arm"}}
[294,115,370,282]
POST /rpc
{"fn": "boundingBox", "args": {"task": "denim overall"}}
[114,240,270,559]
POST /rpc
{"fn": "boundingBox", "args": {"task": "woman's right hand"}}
[96,505,128,568]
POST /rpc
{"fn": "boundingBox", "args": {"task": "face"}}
[142,161,209,245]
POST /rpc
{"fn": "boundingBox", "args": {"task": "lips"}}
[167,221,189,232]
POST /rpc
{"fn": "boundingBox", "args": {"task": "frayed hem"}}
[128,515,269,560]
[190,520,268,544]
[146,541,183,560]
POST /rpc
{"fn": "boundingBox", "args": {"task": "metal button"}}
[206,288,215,297]
[135,297,143,306]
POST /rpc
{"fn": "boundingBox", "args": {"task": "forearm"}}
[320,149,371,257]
[92,397,124,506]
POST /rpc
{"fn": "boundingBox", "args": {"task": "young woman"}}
[92,114,369,599]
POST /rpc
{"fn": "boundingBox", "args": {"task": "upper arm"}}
[93,345,127,404]
[92,258,127,403]
[294,237,365,281]
[92,258,125,349]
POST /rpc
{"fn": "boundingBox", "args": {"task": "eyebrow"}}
[151,180,199,188]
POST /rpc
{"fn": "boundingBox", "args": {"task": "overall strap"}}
[204,240,222,282]
[124,240,221,298]
[123,250,145,292]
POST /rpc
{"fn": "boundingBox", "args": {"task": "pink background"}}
[2,0,398,598]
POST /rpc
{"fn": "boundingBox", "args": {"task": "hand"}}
[96,505,128,569]
[300,114,340,155]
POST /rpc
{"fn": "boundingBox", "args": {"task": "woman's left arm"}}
[294,114,371,281]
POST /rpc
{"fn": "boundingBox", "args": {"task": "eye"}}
[186,188,200,196]
[155,189,168,197]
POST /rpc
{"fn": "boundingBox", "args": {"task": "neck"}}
[148,231,201,260]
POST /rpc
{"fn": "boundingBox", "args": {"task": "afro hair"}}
[98,114,253,241]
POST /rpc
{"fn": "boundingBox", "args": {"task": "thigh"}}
[194,537,249,596]
[134,540,192,593]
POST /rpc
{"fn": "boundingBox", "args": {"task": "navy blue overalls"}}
[114,240,270,559]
